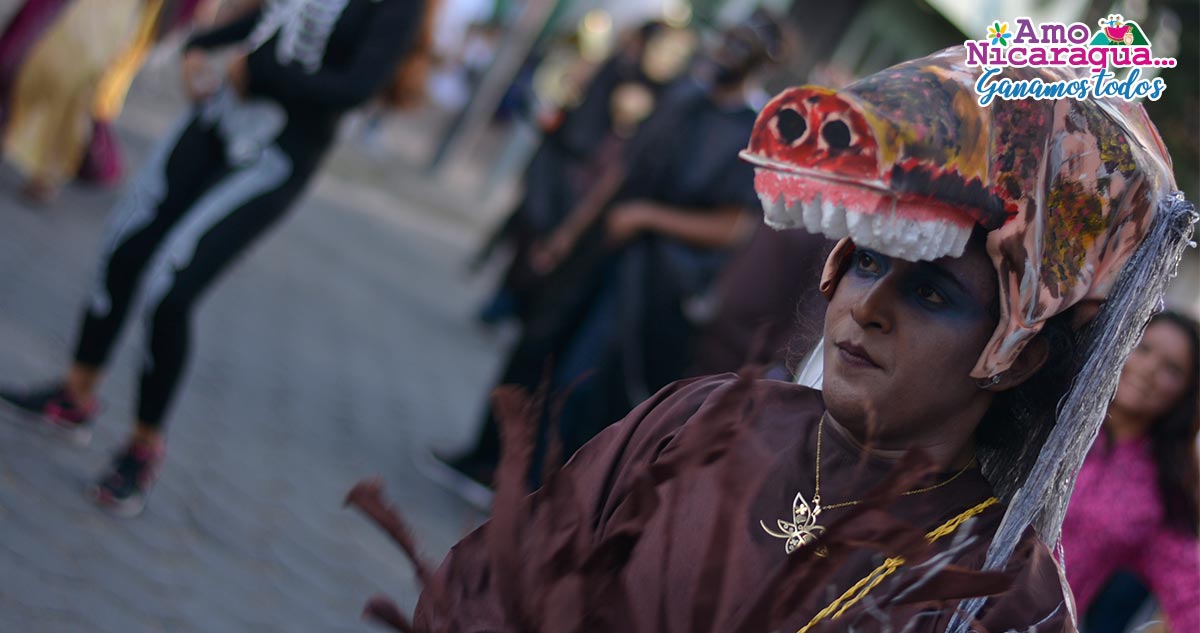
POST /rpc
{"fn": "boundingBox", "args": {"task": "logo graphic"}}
[1092,15,1147,46]
[963,14,1175,106]
[987,21,1012,46]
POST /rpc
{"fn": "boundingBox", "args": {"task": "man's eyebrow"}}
[917,261,974,298]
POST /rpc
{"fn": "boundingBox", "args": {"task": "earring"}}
[976,374,1001,389]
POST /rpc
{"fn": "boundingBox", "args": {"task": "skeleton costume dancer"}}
[344,46,1196,632]
[0,0,425,516]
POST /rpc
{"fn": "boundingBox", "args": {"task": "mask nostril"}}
[775,108,807,145]
[821,120,851,149]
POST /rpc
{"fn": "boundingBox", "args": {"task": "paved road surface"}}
[0,74,507,631]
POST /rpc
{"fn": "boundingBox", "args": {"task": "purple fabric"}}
[77,120,124,185]
[1061,437,1200,631]
[173,0,205,29]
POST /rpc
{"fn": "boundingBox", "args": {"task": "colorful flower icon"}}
[987,21,1012,47]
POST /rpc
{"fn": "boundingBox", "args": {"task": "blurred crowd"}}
[0,1,1196,632]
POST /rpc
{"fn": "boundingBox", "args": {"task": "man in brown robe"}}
[412,375,1072,632]
[349,45,1194,633]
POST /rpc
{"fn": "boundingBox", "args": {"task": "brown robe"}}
[414,375,1074,632]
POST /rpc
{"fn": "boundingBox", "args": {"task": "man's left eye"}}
[916,285,946,305]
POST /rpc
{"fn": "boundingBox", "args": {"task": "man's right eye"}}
[854,251,881,274]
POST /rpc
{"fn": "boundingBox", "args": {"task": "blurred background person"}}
[686,225,831,380]
[348,0,439,153]
[472,19,696,326]
[0,0,210,203]
[1060,310,1200,633]
[77,0,219,187]
[1,0,149,203]
[424,9,787,506]
[0,0,431,517]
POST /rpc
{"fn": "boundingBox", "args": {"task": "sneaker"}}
[89,441,164,517]
[415,448,495,511]
[0,383,97,446]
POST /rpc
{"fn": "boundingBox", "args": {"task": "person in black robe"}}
[426,11,787,498]
[473,20,692,326]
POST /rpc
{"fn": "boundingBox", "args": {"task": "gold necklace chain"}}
[760,412,977,555]
[815,413,976,510]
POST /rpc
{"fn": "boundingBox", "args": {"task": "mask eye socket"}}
[821,119,851,150]
[775,108,807,145]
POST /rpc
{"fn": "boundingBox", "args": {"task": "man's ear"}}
[987,336,1050,392]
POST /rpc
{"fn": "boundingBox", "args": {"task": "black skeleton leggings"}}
[73,107,325,427]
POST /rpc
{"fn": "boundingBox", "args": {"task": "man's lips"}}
[836,341,882,369]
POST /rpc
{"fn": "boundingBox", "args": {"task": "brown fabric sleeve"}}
[972,534,1077,632]
[872,527,1075,632]
[412,374,737,632]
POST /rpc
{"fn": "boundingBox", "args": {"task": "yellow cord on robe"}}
[93,0,164,122]
[797,497,1000,633]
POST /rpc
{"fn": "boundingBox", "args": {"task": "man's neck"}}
[824,413,978,472]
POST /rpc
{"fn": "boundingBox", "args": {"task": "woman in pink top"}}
[1062,310,1200,631]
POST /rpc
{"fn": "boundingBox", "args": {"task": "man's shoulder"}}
[645,372,824,440]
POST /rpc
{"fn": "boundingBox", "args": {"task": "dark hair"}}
[976,310,1079,495]
[1142,310,1200,536]
[742,9,788,64]
[635,19,668,42]
[970,222,1081,503]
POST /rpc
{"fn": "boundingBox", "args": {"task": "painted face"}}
[1112,320,1196,426]
[821,237,999,446]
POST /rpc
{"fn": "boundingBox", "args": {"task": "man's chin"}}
[821,382,885,428]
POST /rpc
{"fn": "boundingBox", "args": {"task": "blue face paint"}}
[848,249,992,321]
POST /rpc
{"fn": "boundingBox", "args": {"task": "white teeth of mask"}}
[800,194,821,231]
[822,197,849,237]
[797,195,847,240]
[757,171,973,261]
[787,196,971,261]
[784,196,807,230]
[760,191,797,229]
[757,190,772,212]
[844,209,865,237]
